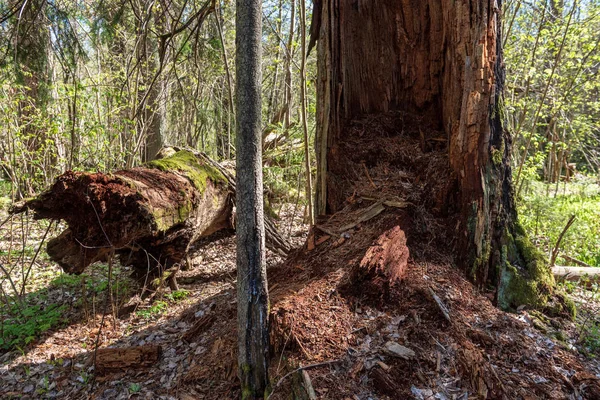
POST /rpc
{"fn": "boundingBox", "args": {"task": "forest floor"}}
[1,113,600,399]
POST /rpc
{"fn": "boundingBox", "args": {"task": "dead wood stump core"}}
[350,225,409,296]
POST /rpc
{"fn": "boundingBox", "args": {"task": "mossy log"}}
[11,150,291,274]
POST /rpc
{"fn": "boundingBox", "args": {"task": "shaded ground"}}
[1,113,600,399]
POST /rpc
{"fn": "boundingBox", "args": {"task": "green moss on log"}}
[146,150,226,194]
[545,291,577,320]
[144,151,227,233]
[497,224,555,311]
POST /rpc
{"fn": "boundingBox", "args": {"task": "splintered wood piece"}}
[94,345,161,374]
[382,200,411,208]
[338,201,385,232]
[429,287,451,322]
[315,235,331,246]
[314,224,339,237]
[370,367,399,396]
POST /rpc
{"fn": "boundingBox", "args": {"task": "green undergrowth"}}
[518,178,600,267]
[135,289,190,320]
[0,262,135,352]
[0,301,66,351]
[0,179,11,209]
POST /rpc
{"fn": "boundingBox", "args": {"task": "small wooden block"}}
[94,345,161,374]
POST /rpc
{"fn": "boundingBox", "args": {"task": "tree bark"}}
[314,0,555,310]
[236,0,270,396]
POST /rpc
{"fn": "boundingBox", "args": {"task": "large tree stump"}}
[11,150,290,274]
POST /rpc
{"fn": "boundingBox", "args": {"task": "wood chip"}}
[429,287,451,322]
[376,361,391,371]
[383,341,416,359]
[382,200,411,208]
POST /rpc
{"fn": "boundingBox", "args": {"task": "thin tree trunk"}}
[13,0,50,197]
[267,0,284,123]
[236,0,270,396]
[214,5,235,159]
[283,0,296,128]
[299,0,314,225]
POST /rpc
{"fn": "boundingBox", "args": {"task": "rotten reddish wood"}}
[94,345,161,374]
[351,225,409,294]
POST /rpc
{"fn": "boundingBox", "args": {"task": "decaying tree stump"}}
[11,149,291,274]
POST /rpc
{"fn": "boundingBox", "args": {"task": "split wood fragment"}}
[94,345,161,374]
[338,201,385,232]
[429,287,451,322]
[562,255,593,269]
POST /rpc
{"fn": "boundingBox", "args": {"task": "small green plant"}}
[165,289,190,302]
[580,322,600,356]
[129,382,142,394]
[136,300,168,319]
[518,179,600,267]
[78,371,91,385]
[36,375,50,395]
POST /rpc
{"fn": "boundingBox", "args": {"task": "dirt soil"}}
[1,113,600,399]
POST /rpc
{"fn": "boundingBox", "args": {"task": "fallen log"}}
[552,266,600,282]
[11,149,291,274]
[188,148,292,256]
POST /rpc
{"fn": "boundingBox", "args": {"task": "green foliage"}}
[136,300,168,320]
[0,302,66,351]
[505,0,600,182]
[518,179,600,266]
[136,289,190,319]
[580,322,600,356]
[128,382,142,393]
[165,289,190,302]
